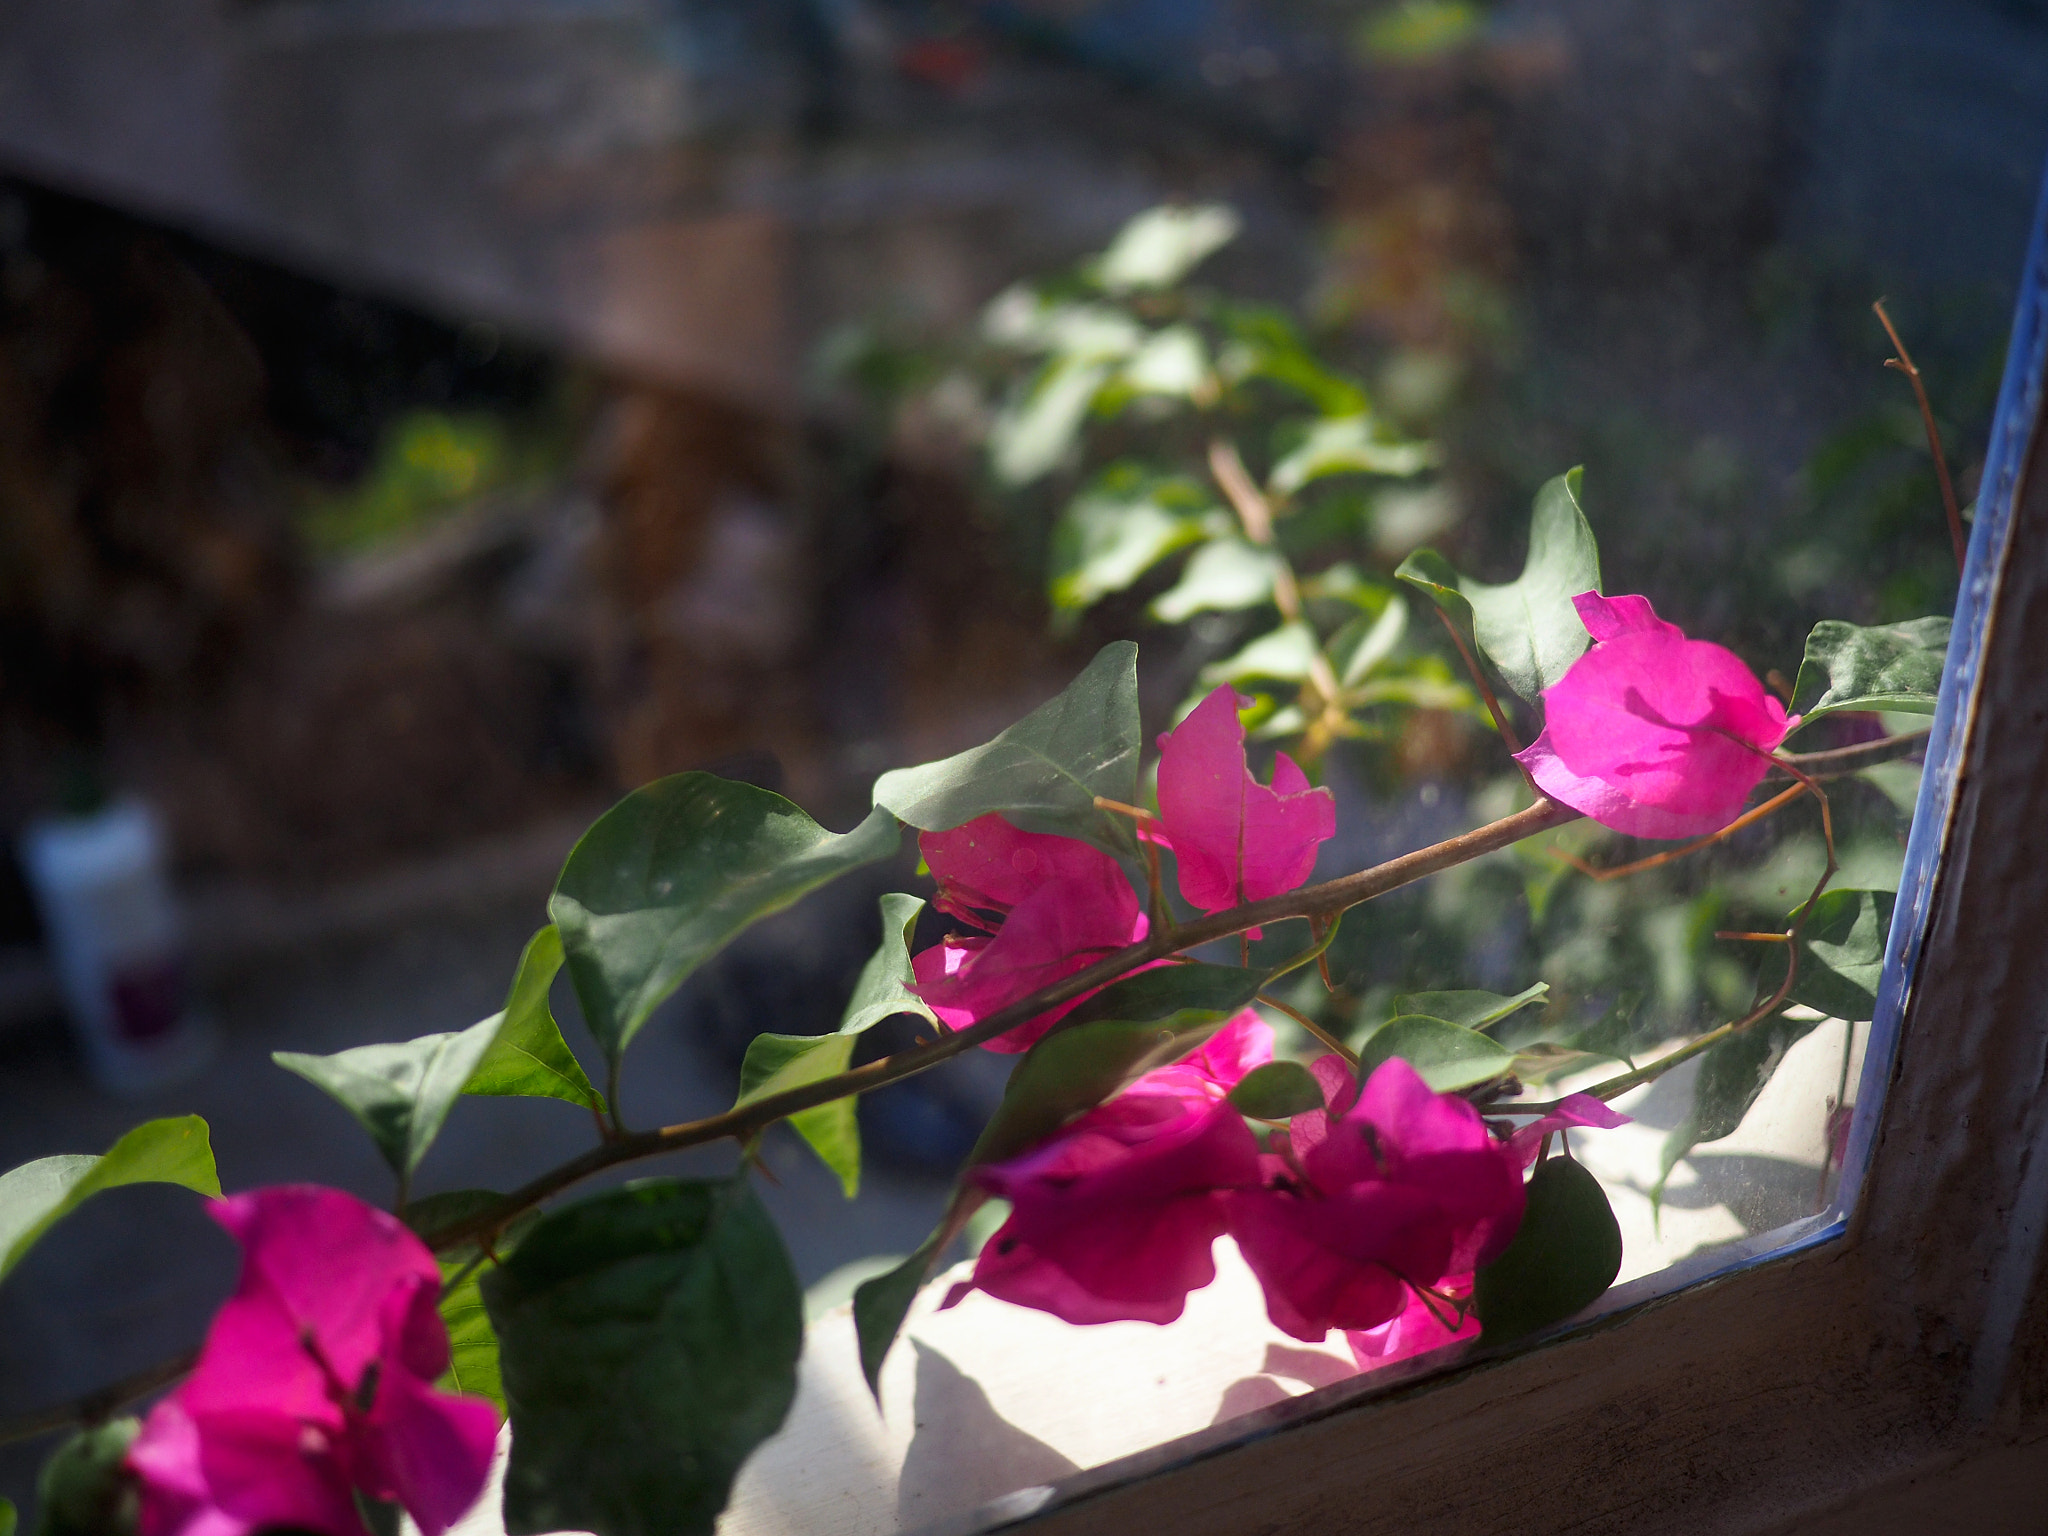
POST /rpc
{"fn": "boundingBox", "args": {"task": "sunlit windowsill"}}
[438,1018,1861,1536]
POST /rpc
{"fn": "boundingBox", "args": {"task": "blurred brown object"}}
[1322,64,1515,352]
[0,208,296,754]
[584,381,816,791]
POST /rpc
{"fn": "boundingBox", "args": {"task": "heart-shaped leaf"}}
[1788,616,1949,724]
[731,895,936,1199]
[484,1178,802,1536]
[1049,472,1211,613]
[464,925,605,1112]
[1,1117,219,1283]
[1390,983,1549,1033]
[1089,204,1239,293]
[1397,468,1600,703]
[1228,1060,1326,1119]
[553,774,900,1067]
[1267,415,1436,498]
[406,1190,541,1413]
[32,1418,140,1536]
[836,894,939,1038]
[1355,1015,1515,1092]
[1150,538,1287,622]
[276,1022,501,1181]
[1474,1155,1622,1344]
[971,965,1266,1167]
[1056,962,1267,1032]
[1756,888,1895,1024]
[1658,1013,1823,1189]
[1661,888,1896,1184]
[736,1034,860,1197]
[849,1190,986,1401]
[872,642,1141,861]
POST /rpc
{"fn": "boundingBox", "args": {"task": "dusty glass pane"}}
[0,0,2038,1531]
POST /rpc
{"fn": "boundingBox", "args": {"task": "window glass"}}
[0,1,2040,1530]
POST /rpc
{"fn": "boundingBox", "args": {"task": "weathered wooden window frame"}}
[946,169,2048,1536]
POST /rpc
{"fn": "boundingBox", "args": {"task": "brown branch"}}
[1430,606,1527,760]
[1561,782,1809,881]
[1206,438,1348,751]
[0,796,1583,1444]
[419,795,1582,1251]
[1775,728,1931,779]
[1873,299,1967,572]
[1578,758,1837,1103]
[0,1347,197,1447]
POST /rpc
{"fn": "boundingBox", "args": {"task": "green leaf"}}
[1117,325,1210,397]
[1659,1014,1823,1184]
[1090,204,1239,293]
[847,1189,988,1400]
[1355,1015,1515,1092]
[485,1178,802,1536]
[0,1117,220,1284]
[1390,984,1549,1034]
[1474,1156,1622,1345]
[1268,415,1436,498]
[1057,961,1268,1031]
[872,641,1141,861]
[1199,622,1320,686]
[971,964,1266,1166]
[1757,888,1895,1023]
[1049,476,1210,612]
[1329,595,1408,690]
[736,1033,860,1197]
[838,893,939,1036]
[1150,539,1286,622]
[415,1192,540,1412]
[552,774,900,1067]
[1228,1060,1327,1118]
[1788,617,1949,723]
[465,925,606,1112]
[1,1495,14,1536]
[32,1419,140,1536]
[852,1228,946,1400]
[1215,306,1369,416]
[276,1021,501,1182]
[1397,468,1601,703]
[990,357,1110,486]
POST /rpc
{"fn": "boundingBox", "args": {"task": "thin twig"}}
[1715,931,1792,944]
[1579,757,1836,1103]
[1873,298,1967,572]
[1206,438,1348,751]
[1,798,1581,1444]
[419,797,1580,1251]
[1561,782,1808,882]
[0,1348,198,1447]
[1257,992,1358,1066]
[1429,606,1526,761]
[1774,728,1931,779]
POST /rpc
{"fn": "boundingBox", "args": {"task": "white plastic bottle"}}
[19,799,216,1095]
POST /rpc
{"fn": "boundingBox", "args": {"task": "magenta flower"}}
[947,1012,1270,1324]
[1503,1093,1631,1169]
[1514,593,1795,840]
[1122,1008,1274,1106]
[1155,686,1336,913]
[128,1186,499,1536]
[1345,1275,1478,1371]
[911,814,1148,1053]
[1227,1056,1524,1342]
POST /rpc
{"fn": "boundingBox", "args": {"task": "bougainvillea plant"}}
[0,212,1959,1536]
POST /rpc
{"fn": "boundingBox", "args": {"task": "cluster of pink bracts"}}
[125,595,1791,1536]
